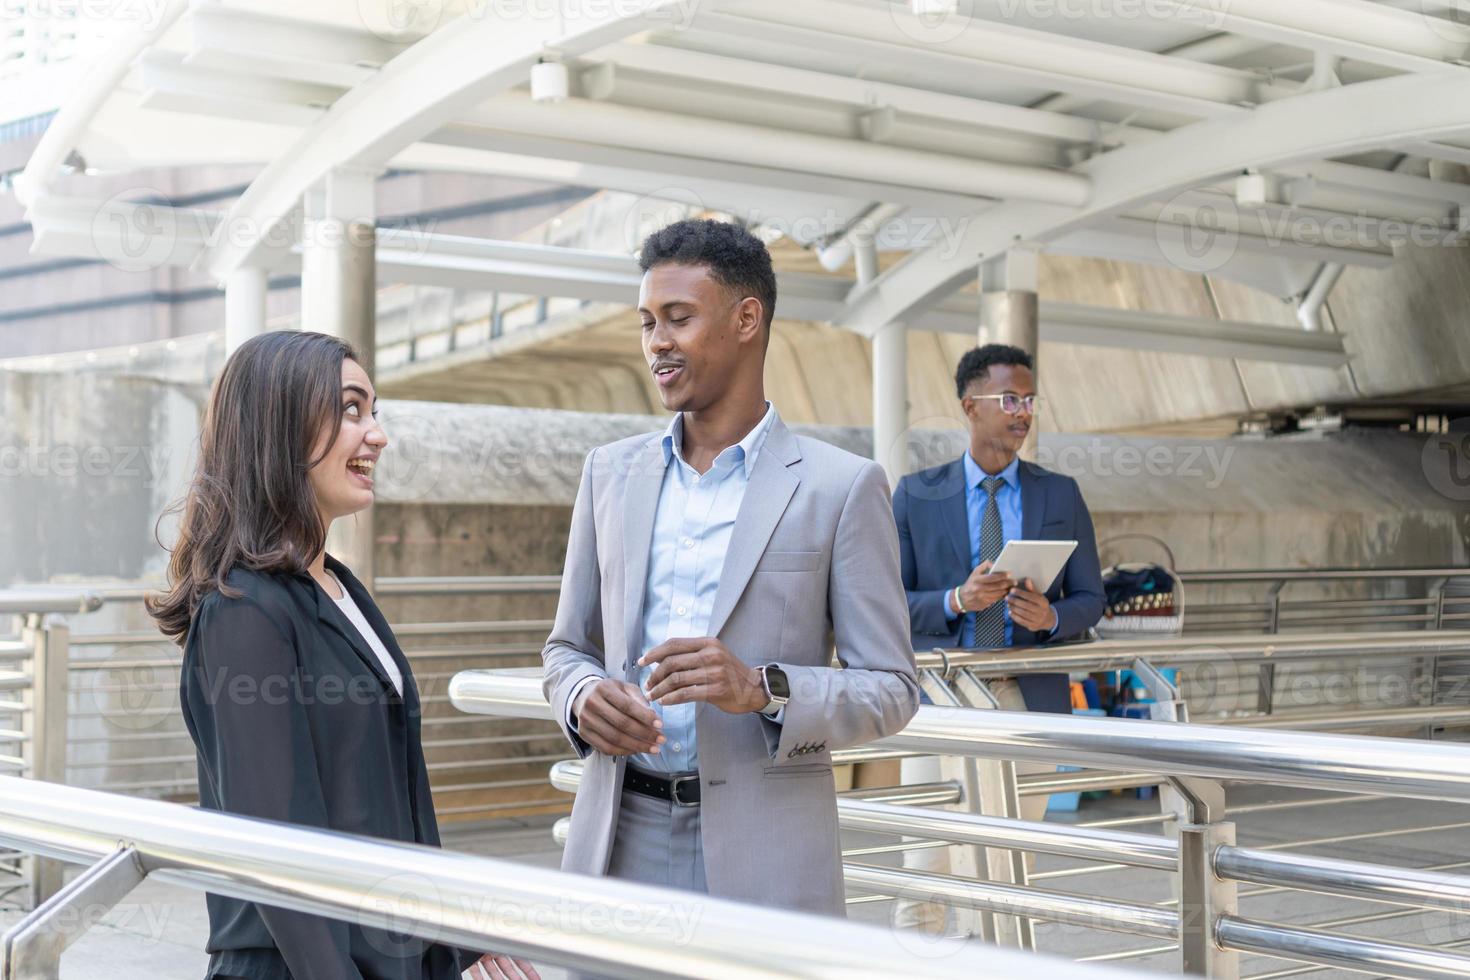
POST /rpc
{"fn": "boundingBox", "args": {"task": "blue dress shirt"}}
[945,453,1023,647]
[626,403,777,773]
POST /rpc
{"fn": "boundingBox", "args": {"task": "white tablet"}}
[990,540,1078,592]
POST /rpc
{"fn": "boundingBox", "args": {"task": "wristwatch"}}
[757,664,790,716]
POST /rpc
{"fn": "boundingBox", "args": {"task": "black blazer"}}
[893,456,1106,710]
[180,555,474,980]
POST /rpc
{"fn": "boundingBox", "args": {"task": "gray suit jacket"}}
[542,416,919,915]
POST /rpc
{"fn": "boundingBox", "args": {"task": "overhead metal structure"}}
[15,0,1470,378]
[19,0,1470,331]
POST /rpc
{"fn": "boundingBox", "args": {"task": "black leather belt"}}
[623,766,701,807]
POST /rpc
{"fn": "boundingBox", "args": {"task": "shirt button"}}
[671,742,683,752]
[676,606,688,616]
[683,538,695,549]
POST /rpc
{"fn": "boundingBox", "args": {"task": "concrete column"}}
[857,242,908,487]
[224,266,269,354]
[979,247,1040,460]
[301,168,379,587]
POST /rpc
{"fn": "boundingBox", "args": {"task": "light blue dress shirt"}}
[625,403,777,774]
[945,453,1023,647]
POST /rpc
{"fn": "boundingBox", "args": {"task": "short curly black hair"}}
[638,219,777,341]
[955,344,1034,399]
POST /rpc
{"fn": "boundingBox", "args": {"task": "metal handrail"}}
[919,629,1470,673]
[1215,917,1470,980]
[1176,567,1469,583]
[0,591,103,615]
[457,667,1470,979]
[1214,846,1470,914]
[0,776,1140,980]
[450,668,1470,804]
[550,757,1175,871]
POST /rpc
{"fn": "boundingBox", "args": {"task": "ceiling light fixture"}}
[530,59,569,104]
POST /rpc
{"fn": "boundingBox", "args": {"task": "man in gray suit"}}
[542,219,919,915]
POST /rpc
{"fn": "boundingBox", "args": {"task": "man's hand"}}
[641,637,766,714]
[956,561,1014,614]
[572,679,664,756]
[468,952,540,980]
[1006,577,1059,633]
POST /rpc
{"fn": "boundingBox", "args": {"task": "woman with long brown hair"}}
[149,331,535,980]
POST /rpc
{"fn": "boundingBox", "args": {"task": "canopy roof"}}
[17,0,1470,363]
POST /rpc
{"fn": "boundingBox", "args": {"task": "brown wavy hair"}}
[146,331,358,643]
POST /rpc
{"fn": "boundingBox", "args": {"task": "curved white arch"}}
[837,70,1470,337]
[202,0,694,281]
[13,0,189,208]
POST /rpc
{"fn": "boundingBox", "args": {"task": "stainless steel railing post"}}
[1169,777,1237,979]
[20,616,69,908]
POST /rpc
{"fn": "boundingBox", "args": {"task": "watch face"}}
[766,666,791,700]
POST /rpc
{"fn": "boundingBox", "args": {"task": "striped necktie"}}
[971,475,1008,648]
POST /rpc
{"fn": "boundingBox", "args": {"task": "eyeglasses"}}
[964,393,1039,415]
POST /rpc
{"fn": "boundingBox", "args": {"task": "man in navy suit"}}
[890,343,1104,934]
[894,343,1105,671]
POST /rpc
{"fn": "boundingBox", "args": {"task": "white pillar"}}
[301,167,379,587]
[858,242,908,487]
[224,267,269,354]
[979,247,1041,460]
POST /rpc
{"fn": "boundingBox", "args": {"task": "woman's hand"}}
[467,952,540,980]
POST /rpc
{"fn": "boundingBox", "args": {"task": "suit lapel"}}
[621,434,666,677]
[705,419,801,640]
[1021,460,1047,541]
[940,458,973,569]
[312,559,396,695]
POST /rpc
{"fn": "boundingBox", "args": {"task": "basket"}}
[1095,534,1186,640]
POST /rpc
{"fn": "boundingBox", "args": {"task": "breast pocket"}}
[1040,520,1069,538]
[757,550,822,573]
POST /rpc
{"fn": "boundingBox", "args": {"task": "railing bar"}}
[431,798,572,816]
[844,864,1178,940]
[1242,936,1470,980]
[1030,862,1133,881]
[1155,859,1470,909]
[430,777,570,794]
[1216,846,1470,914]
[1255,820,1470,852]
[1218,914,1470,980]
[1075,943,1177,963]
[426,754,572,773]
[838,798,1177,870]
[842,840,952,858]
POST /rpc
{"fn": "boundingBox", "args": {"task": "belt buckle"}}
[669,774,700,807]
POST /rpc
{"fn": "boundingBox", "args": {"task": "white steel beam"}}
[202,0,702,281]
[13,0,189,207]
[1149,0,1470,73]
[1047,227,1324,300]
[421,127,988,214]
[837,71,1470,336]
[1037,302,1349,367]
[138,50,332,128]
[699,3,1292,116]
[588,41,1111,146]
[185,5,403,88]
[460,93,1092,206]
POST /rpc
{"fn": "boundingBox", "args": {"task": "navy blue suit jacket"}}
[893,456,1105,708]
